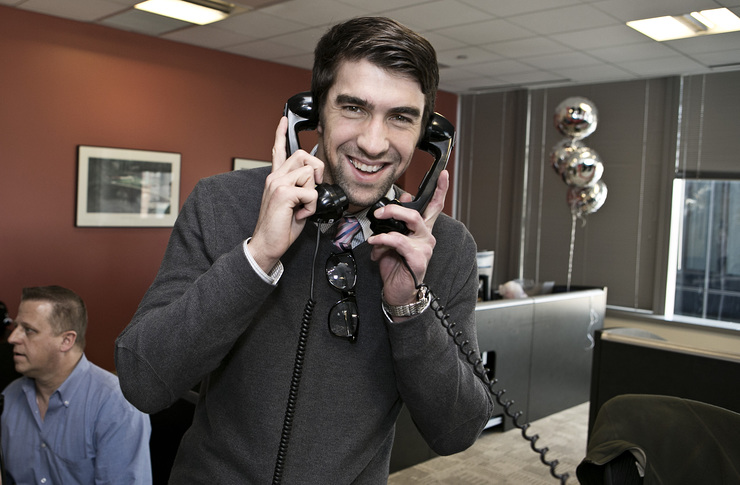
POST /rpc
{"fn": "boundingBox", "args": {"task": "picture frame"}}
[233,158,271,170]
[76,146,181,227]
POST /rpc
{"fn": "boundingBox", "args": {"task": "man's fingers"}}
[272,117,289,171]
[422,170,449,226]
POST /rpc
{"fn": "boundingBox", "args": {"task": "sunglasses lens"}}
[326,252,357,291]
[328,299,359,340]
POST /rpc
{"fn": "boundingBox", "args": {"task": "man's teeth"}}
[350,158,382,173]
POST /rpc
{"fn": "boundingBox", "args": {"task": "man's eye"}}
[343,106,363,115]
[391,115,412,124]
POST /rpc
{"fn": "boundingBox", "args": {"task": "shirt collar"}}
[21,354,88,409]
[319,186,397,241]
[56,354,89,405]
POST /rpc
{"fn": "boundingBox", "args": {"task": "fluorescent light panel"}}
[135,0,233,25]
[627,8,740,41]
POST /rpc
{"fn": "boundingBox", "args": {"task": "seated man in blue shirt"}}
[1,286,152,484]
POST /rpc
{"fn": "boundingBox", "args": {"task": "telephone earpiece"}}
[284,92,456,229]
[284,92,348,223]
[367,113,456,235]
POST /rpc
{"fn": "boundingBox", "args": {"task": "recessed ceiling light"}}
[627,7,740,41]
[135,0,235,25]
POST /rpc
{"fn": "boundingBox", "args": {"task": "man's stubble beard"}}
[323,145,401,210]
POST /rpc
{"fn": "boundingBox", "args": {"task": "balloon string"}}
[567,211,577,291]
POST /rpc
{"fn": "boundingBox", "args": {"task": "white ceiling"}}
[4,0,740,93]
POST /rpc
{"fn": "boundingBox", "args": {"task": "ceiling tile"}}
[433,19,534,45]
[507,4,617,35]
[223,39,305,60]
[665,31,740,55]
[551,24,648,50]
[437,46,502,67]
[336,0,428,11]
[465,58,539,77]
[268,27,326,52]
[443,76,516,92]
[162,25,257,50]
[101,9,188,36]
[619,55,707,76]
[497,70,569,85]
[549,64,638,84]
[389,0,495,31]
[260,0,367,27]
[216,10,309,37]
[421,31,467,52]
[18,0,129,21]
[482,37,571,58]
[457,0,584,18]
[692,49,740,68]
[523,51,603,70]
[591,0,721,22]
[589,42,680,63]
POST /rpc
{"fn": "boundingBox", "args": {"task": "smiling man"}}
[1,286,151,484]
[116,16,492,484]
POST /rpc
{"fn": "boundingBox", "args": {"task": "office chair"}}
[577,394,740,484]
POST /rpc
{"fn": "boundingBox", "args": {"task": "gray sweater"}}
[115,167,493,484]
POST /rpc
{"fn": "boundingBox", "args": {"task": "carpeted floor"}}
[388,401,591,484]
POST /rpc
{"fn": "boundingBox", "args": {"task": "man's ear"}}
[60,331,78,352]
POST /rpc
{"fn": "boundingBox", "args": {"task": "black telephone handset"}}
[283,92,456,232]
[284,92,348,223]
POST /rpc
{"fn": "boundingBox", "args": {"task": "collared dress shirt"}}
[1,354,152,484]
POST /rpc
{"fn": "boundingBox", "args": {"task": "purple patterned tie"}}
[333,216,361,249]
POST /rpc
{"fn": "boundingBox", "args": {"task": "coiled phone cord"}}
[426,289,569,484]
[271,230,322,485]
[400,258,569,484]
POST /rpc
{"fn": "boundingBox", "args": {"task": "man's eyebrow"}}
[335,94,370,108]
[392,106,422,119]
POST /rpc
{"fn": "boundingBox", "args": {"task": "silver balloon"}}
[567,180,607,217]
[561,146,604,188]
[550,138,583,176]
[554,97,598,139]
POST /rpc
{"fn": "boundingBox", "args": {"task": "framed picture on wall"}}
[76,146,181,227]
[233,158,271,170]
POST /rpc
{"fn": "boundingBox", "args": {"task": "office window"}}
[667,178,740,324]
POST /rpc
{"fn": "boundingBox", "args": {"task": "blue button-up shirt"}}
[1,354,152,484]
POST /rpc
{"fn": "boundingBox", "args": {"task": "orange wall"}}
[0,6,458,371]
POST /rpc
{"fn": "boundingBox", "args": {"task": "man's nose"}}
[6,324,21,344]
[357,118,390,157]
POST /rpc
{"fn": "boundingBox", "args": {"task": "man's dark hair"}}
[21,285,87,349]
[312,16,439,131]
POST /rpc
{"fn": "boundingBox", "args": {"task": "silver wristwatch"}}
[382,289,431,318]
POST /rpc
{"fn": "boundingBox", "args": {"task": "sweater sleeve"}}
[385,221,494,455]
[115,177,275,413]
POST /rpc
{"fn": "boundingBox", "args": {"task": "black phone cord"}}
[271,230,322,485]
[400,258,569,484]
[426,288,569,484]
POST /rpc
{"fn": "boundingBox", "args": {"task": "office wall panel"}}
[458,78,677,311]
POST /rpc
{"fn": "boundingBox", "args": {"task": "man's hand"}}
[368,170,450,311]
[248,117,324,273]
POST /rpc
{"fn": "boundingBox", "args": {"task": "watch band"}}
[382,289,431,318]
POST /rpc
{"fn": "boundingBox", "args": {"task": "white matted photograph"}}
[76,146,181,227]
[233,158,271,170]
